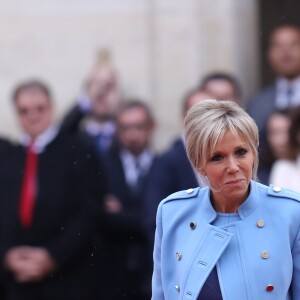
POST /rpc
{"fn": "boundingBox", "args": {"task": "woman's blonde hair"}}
[184,99,259,180]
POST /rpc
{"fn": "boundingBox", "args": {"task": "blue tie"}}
[95,133,112,154]
[287,86,293,107]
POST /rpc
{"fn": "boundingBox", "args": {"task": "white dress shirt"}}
[275,76,300,109]
[120,148,154,189]
[19,125,59,154]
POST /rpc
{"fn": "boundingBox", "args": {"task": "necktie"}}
[19,142,38,229]
[135,159,144,183]
[129,159,143,195]
[94,133,112,154]
[287,86,294,107]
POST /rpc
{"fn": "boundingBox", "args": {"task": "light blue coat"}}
[152,180,300,300]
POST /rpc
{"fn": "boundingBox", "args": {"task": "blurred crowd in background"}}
[1,22,300,300]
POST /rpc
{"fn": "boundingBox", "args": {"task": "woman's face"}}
[201,130,254,211]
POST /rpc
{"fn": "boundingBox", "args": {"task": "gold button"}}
[261,250,269,259]
[176,252,182,261]
[186,188,194,194]
[190,221,197,229]
[257,219,265,228]
[175,285,180,292]
[273,186,281,192]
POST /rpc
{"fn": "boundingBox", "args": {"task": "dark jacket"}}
[99,143,156,300]
[0,131,107,300]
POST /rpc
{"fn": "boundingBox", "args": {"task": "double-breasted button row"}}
[173,188,193,296]
[174,283,275,293]
[174,250,182,292]
[256,220,269,259]
[174,282,275,293]
[184,212,275,293]
[256,219,274,292]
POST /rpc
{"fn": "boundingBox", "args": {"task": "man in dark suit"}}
[0,80,107,300]
[247,24,300,133]
[0,138,11,157]
[246,24,300,183]
[0,137,13,299]
[100,100,156,300]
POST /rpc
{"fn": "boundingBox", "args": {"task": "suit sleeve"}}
[46,139,107,267]
[151,201,165,300]
[60,104,86,135]
[143,156,175,242]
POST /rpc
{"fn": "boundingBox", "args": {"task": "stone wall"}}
[0,0,259,151]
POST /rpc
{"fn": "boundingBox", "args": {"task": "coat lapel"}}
[181,220,232,300]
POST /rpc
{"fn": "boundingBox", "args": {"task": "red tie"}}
[19,142,38,229]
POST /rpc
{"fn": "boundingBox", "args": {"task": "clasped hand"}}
[4,246,57,283]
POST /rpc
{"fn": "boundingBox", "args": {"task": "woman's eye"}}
[211,155,223,161]
[236,148,247,156]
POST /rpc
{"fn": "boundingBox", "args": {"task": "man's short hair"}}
[199,72,242,99]
[117,99,154,124]
[12,79,52,103]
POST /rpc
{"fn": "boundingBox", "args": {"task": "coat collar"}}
[198,180,260,223]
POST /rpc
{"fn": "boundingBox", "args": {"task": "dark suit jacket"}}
[60,104,85,136]
[99,144,156,300]
[61,104,117,157]
[246,84,277,184]
[144,138,198,240]
[0,138,12,158]
[0,131,107,300]
[246,84,276,136]
[0,138,13,300]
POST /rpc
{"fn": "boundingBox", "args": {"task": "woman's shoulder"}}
[157,186,207,212]
[259,182,300,204]
[161,186,204,203]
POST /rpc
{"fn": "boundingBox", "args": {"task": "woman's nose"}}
[226,157,239,173]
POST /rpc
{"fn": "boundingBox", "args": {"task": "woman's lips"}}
[225,179,243,185]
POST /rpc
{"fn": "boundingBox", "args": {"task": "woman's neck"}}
[210,188,250,213]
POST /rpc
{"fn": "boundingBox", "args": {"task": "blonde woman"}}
[152,99,300,299]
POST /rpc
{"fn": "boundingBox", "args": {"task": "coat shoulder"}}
[162,187,201,204]
[266,184,300,203]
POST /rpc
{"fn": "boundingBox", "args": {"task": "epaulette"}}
[162,187,200,204]
[267,184,300,202]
